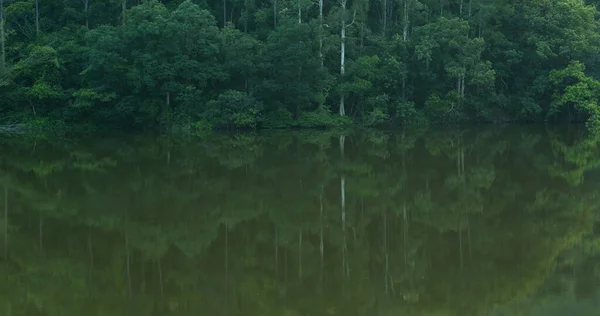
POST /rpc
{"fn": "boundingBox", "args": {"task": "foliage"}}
[0,0,600,131]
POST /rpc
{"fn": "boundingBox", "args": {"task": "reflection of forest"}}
[0,126,598,315]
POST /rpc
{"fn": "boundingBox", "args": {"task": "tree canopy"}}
[2,0,600,131]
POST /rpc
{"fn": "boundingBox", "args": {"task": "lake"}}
[0,126,599,315]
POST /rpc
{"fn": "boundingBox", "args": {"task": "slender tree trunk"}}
[319,0,324,67]
[83,0,89,28]
[273,0,277,28]
[223,0,227,27]
[122,0,126,26]
[339,2,352,116]
[468,0,472,17]
[340,19,346,116]
[382,0,387,37]
[459,0,463,17]
[298,0,301,23]
[0,0,5,70]
[403,0,409,41]
[35,0,39,35]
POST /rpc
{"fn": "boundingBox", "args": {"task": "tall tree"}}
[339,0,355,116]
[0,0,5,70]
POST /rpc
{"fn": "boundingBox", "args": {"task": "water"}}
[0,126,599,315]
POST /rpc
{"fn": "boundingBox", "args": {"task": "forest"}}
[0,126,598,314]
[2,0,600,132]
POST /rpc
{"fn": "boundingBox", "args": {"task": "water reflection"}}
[0,126,599,315]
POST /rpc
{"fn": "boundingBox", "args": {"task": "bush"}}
[296,107,352,128]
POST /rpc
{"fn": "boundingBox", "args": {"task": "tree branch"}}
[346,9,357,27]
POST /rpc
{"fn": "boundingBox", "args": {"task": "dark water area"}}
[0,125,598,315]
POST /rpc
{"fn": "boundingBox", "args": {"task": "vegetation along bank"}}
[1,0,600,132]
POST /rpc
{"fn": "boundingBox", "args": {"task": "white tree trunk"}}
[340,22,345,116]
[298,0,301,23]
[339,1,348,116]
[459,0,463,17]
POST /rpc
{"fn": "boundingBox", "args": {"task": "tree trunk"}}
[273,0,277,28]
[319,0,323,67]
[298,0,301,23]
[459,0,463,17]
[468,0,472,17]
[223,0,227,27]
[403,0,409,41]
[0,0,5,70]
[35,0,40,34]
[121,1,127,26]
[339,2,348,117]
[83,0,89,28]
[382,0,387,37]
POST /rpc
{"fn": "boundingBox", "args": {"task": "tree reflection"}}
[0,126,597,315]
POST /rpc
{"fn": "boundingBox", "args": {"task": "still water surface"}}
[0,126,599,315]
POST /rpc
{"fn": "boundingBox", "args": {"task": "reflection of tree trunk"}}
[39,216,43,251]
[340,135,348,277]
[158,258,164,298]
[225,219,229,286]
[319,185,324,269]
[459,223,463,269]
[384,210,389,295]
[341,175,348,277]
[88,226,94,279]
[298,229,302,278]
[468,222,472,261]
[275,227,279,278]
[126,231,132,297]
[403,205,408,270]
[3,179,7,260]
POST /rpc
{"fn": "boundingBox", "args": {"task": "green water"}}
[0,126,599,315]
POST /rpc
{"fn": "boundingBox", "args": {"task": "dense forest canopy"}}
[0,127,599,314]
[2,0,600,131]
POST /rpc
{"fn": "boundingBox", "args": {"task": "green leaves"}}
[550,61,600,132]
